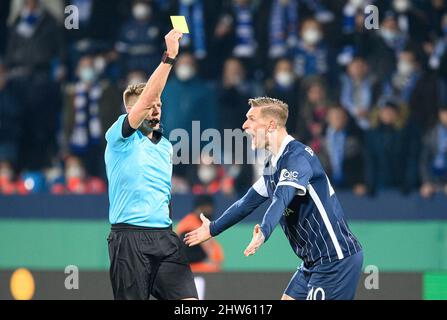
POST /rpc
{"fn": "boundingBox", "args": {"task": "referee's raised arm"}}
[127,30,183,130]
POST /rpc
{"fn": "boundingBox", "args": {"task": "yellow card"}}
[170,16,190,34]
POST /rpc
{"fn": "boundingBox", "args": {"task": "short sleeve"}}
[105,114,132,150]
[252,177,268,198]
[276,153,313,196]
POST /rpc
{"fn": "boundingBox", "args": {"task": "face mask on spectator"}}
[302,29,322,45]
[94,56,107,75]
[133,3,151,21]
[275,71,294,87]
[79,67,97,83]
[176,64,196,81]
[397,60,414,76]
[380,28,398,42]
[393,0,410,13]
[198,166,217,184]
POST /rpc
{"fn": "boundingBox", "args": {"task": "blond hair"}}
[248,97,289,127]
[123,83,146,107]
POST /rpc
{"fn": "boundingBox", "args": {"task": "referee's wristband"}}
[161,51,176,65]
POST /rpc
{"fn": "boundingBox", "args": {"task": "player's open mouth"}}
[149,119,160,126]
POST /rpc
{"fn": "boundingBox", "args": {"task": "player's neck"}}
[267,130,289,156]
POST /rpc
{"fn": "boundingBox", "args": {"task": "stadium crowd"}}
[0,0,447,198]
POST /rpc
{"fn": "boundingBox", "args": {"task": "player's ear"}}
[268,119,276,132]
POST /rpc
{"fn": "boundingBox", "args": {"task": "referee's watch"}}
[162,51,176,65]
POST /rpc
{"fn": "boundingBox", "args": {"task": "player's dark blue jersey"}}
[210,135,362,268]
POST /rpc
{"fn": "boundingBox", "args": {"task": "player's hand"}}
[184,213,212,247]
[165,30,183,59]
[244,224,265,257]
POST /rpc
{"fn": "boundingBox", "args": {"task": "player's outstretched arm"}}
[128,30,182,129]
[184,214,211,247]
[184,187,268,247]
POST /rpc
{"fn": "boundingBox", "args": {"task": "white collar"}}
[271,135,295,167]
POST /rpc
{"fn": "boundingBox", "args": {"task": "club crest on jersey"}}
[279,169,298,182]
[305,146,314,157]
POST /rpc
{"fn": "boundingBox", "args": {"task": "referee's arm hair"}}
[128,30,183,129]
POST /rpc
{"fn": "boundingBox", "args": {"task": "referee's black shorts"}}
[107,223,198,300]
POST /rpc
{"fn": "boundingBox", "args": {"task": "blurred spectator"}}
[389,0,429,42]
[342,0,372,35]
[188,155,234,196]
[162,52,218,135]
[64,0,130,81]
[365,99,420,195]
[0,62,20,166]
[339,57,382,130]
[367,12,409,82]
[177,0,207,60]
[265,58,300,134]
[162,53,218,180]
[427,12,447,77]
[300,0,334,24]
[5,0,65,171]
[176,195,224,273]
[268,0,334,59]
[296,76,331,152]
[211,0,261,75]
[229,0,257,60]
[62,54,122,178]
[57,155,106,194]
[0,62,21,194]
[8,0,65,25]
[5,0,66,79]
[428,0,447,37]
[65,0,129,43]
[289,18,330,79]
[268,0,299,59]
[420,105,447,198]
[338,0,375,67]
[224,163,254,196]
[319,106,366,196]
[219,57,259,131]
[384,49,445,132]
[115,0,163,76]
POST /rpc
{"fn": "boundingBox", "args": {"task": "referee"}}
[104,30,198,300]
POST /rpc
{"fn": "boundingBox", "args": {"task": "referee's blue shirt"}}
[105,114,173,228]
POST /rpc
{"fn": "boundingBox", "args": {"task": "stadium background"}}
[1,0,447,299]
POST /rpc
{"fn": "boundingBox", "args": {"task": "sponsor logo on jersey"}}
[279,169,299,182]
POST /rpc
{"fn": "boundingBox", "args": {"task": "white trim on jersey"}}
[308,185,344,260]
[271,135,295,168]
[252,177,269,198]
[277,181,307,196]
